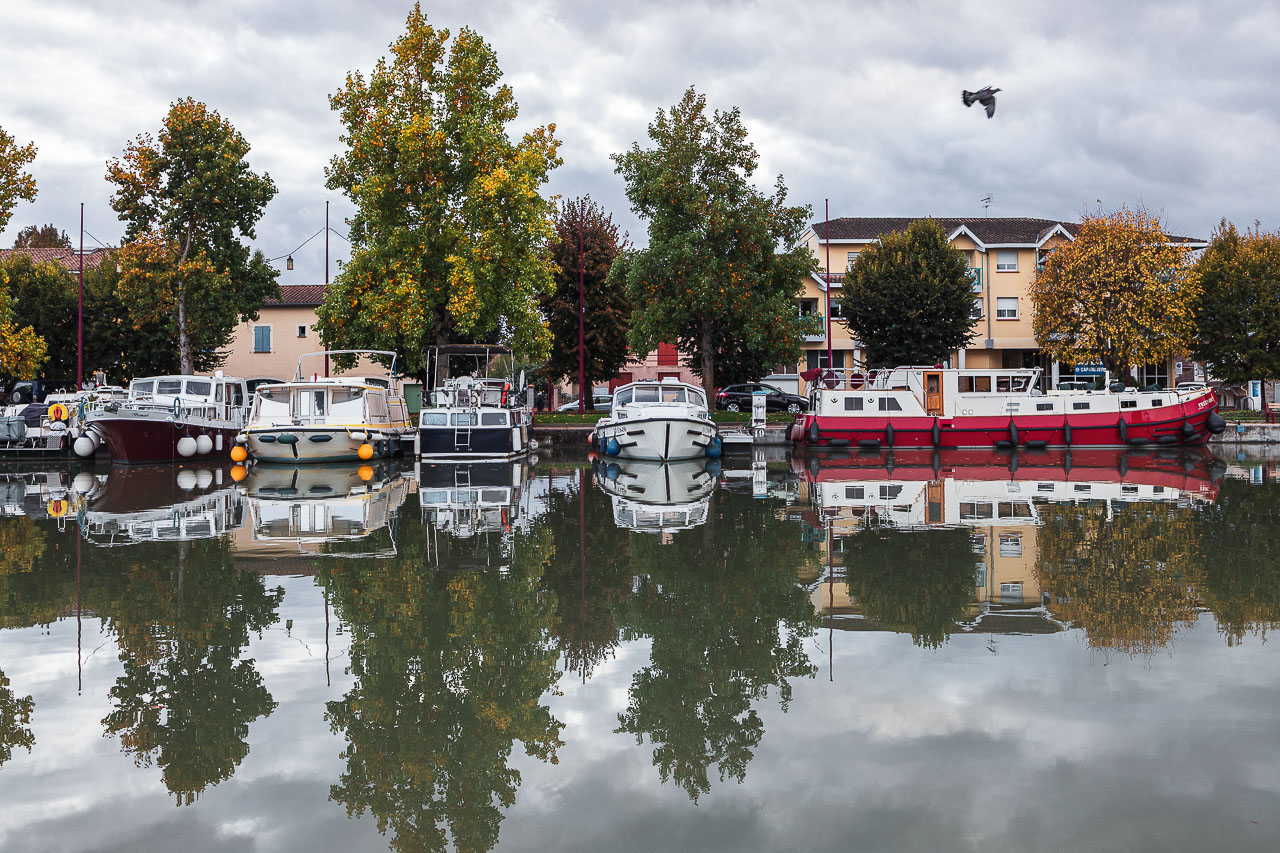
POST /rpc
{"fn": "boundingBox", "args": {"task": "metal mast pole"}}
[578,201,586,415]
[325,201,330,378]
[77,203,84,389]
[824,199,833,371]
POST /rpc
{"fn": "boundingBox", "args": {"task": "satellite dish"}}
[518,369,526,389]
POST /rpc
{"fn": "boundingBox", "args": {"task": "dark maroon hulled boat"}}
[794,367,1226,451]
[81,374,250,465]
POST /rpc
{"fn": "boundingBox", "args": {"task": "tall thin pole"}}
[325,201,330,378]
[824,199,833,372]
[77,203,84,390]
[578,201,586,415]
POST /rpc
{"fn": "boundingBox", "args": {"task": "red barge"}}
[793,367,1227,450]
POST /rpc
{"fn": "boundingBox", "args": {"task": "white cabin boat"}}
[417,345,533,460]
[81,374,250,464]
[593,378,720,462]
[240,350,412,463]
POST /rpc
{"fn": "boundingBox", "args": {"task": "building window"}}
[657,342,679,367]
[297,325,307,338]
[806,350,846,371]
[996,250,1018,272]
[999,533,1023,557]
[847,251,858,269]
[971,297,985,320]
[253,325,272,353]
[996,297,1019,319]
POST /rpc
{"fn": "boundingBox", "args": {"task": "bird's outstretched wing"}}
[981,96,996,118]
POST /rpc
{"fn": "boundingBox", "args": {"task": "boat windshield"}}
[253,395,290,421]
[157,380,182,396]
[330,388,365,420]
[186,380,212,398]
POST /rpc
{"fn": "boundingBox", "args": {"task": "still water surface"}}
[2,449,1279,852]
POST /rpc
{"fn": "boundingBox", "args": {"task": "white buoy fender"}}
[176,469,197,490]
[176,436,198,457]
[195,434,213,455]
[73,436,96,457]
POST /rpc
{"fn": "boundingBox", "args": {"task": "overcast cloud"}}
[3,0,1278,282]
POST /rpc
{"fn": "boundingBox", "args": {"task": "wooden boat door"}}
[924,371,944,417]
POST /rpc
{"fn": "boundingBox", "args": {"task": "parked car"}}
[557,392,613,413]
[714,383,807,414]
[3,379,72,406]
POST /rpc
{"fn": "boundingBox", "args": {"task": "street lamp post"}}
[578,201,586,415]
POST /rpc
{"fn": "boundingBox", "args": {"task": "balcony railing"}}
[799,313,826,341]
[968,268,982,291]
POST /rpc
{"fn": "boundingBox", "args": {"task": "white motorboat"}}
[2,386,127,459]
[80,373,250,464]
[593,378,720,462]
[239,350,412,463]
[417,345,533,460]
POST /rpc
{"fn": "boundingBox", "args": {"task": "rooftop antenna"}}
[981,195,992,215]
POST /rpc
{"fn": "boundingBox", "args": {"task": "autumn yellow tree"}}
[0,124,47,378]
[106,99,278,375]
[318,4,562,382]
[1031,208,1197,383]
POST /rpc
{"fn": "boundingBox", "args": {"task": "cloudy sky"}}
[3,0,1278,282]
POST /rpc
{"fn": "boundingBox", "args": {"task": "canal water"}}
[1,449,1279,852]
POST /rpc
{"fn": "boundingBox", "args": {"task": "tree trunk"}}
[699,320,715,395]
[177,283,192,375]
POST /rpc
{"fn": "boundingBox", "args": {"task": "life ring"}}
[47,402,70,421]
[173,398,183,418]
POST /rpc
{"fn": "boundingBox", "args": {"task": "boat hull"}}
[594,415,719,462]
[795,396,1224,450]
[247,427,400,463]
[86,412,240,465]
[418,424,530,460]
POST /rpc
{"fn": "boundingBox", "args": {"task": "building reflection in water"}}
[798,448,1223,646]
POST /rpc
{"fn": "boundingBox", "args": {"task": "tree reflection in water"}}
[839,522,980,649]
[321,507,563,853]
[0,668,35,767]
[1035,501,1201,655]
[1196,477,1280,645]
[614,488,818,802]
[97,539,282,805]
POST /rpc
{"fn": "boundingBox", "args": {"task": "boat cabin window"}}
[215,384,224,402]
[186,380,212,397]
[878,398,902,412]
[1151,399,1164,407]
[1121,400,1137,408]
[132,380,154,396]
[230,384,245,408]
[845,398,864,411]
[480,412,507,426]
[295,390,327,418]
[960,376,992,393]
[633,387,660,403]
[1036,403,1053,411]
[421,412,447,426]
[365,377,390,389]
[253,394,290,419]
[615,388,634,406]
[451,412,477,426]
[1073,402,1090,410]
[845,486,865,499]
[157,380,182,396]
[331,388,365,419]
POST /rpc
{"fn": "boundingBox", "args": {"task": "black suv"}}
[714,383,807,414]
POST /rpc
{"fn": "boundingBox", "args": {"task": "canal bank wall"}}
[1209,422,1280,445]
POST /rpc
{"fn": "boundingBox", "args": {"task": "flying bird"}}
[962,86,1000,118]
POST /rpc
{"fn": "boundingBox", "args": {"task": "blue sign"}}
[1074,362,1105,376]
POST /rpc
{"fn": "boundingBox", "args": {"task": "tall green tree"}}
[318,4,562,383]
[106,97,278,374]
[1031,208,1197,382]
[611,87,812,392]
[11,223,70,248]
[837,218,976,368]
[0,124,37,234]
[542,197,630,405]
[1192,221,1280,408]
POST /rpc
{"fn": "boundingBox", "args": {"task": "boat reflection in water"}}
[418,460,536,569]
[78,464,244,546]
[799,447,1222,638]
[237,462,410,558]
[595,457,717,538]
